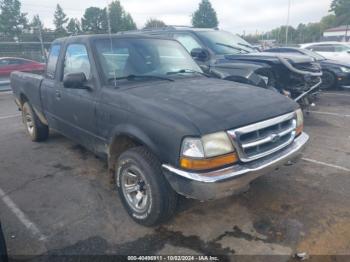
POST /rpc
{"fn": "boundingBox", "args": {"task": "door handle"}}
[55,90,61,99]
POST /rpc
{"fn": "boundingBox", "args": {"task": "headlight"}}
[180,132,238,171]
[340,66,350,73]
[295,108,304,136]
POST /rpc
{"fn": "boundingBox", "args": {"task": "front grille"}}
[227,112,296,162]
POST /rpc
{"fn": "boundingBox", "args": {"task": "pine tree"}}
[192,0,219,28]
[0,0,28,37]
[53,4,68,36]
[144,19,166,29]
[67,18,81,35]
[108,1,137,33]
[81,7,108,34]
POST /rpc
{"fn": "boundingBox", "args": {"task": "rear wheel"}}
[22,102,49,142]
[115,147,178,226]
[321,71,336,90]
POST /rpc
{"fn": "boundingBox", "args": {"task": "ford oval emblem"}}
[270,134,281,143]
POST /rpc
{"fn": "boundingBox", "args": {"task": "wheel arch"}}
[107,124,161,185]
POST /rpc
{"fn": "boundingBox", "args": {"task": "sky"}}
[20,0,333,34]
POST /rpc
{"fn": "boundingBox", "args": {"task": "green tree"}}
[144,18,166,29]
[122,13,137,30]
[330,0,350,25]
[320,14,337,29]
[53,4,68,36]
[67,18,81,35]
[107,1,136,32]
[0,0,28,37]
[31,15,43,31]
[192,0,218,28]
[81,7,108,34]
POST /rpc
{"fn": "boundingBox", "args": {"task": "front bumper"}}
[336,73,350,87]
[162,132,309,201]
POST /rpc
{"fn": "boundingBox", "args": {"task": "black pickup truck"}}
[11,34,309,226]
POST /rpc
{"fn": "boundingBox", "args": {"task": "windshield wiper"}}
[215,43,249,54]
[108,74,174,82]
[237,43,255,51]
[166,69,210,77]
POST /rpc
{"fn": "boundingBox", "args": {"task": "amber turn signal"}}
[296,124,304,136]
[180,153,238,171]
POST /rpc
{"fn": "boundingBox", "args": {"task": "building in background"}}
[323,25,350,42]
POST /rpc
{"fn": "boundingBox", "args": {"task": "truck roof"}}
[52,33,163,45]
[117,26,218,36]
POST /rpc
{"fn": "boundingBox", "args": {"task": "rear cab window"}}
[46,44,61,79]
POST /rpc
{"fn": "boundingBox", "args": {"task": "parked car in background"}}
[120,27,322,108]
[265,47,350,89]
[0,222,7,262]
[0,57,45,77]
[11,34,309,226]
[300,42,350,64]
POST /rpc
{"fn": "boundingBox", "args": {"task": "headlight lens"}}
[340,66,350,73]
[180,132,238,170]
[181,137,204,158]
[295,109,304,136]
[202,132,234,158]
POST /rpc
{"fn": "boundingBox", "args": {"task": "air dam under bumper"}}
[162,132,309,201]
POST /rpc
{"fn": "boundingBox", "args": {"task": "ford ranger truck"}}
[11,35,309,226]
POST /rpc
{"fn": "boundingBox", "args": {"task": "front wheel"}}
[321,71,336,90]
[115,147,178,226]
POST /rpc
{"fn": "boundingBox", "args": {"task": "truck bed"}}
[10,71,44,112]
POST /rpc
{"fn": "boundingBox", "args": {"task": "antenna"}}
[285,0,291,45]
[106,0,117,87]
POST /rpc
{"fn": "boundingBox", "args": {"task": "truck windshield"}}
[196,31,256,55]
[95,38,202,83]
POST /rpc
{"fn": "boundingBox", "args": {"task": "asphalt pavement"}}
[0,91,349,261]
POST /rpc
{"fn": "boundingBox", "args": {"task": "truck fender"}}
[107,124,160,185]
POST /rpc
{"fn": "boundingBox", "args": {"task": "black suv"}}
[120,27,322,106]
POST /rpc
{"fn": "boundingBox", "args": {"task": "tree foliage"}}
[192,0,218,28]
[108,0,136,33]
[81,7,108,34]
[67,18,81,35]
[144,18,166,29]
[53,4,68,36]
[330,0,350,25]
[0,0,27,37]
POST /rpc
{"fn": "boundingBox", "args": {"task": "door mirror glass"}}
[191,48,210,62]
[63,72,88,89]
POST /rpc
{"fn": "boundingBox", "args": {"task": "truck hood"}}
[225,52,314,65]
[121,77,298,134]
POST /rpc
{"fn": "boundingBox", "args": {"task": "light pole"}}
[285,0,291,45]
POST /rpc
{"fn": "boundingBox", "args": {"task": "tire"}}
[115,146,178,226]
[22,102,49,142]
[0,223,7,262]
[321,71,336,90]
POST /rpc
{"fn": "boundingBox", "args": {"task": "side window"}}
[63,44,91,79]
[46,44,61,79]
[309,45,334,52]
[173,34,202,53]
[0,59,10,67]
[334,45,350,52]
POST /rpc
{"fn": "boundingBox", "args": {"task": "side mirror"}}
[191,48,210,62]
[63,73,89,89]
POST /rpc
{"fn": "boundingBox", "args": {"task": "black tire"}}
[0,223,8,262]
[22,102,49,142]
[321,71,336,90]
[115,146,178,226]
